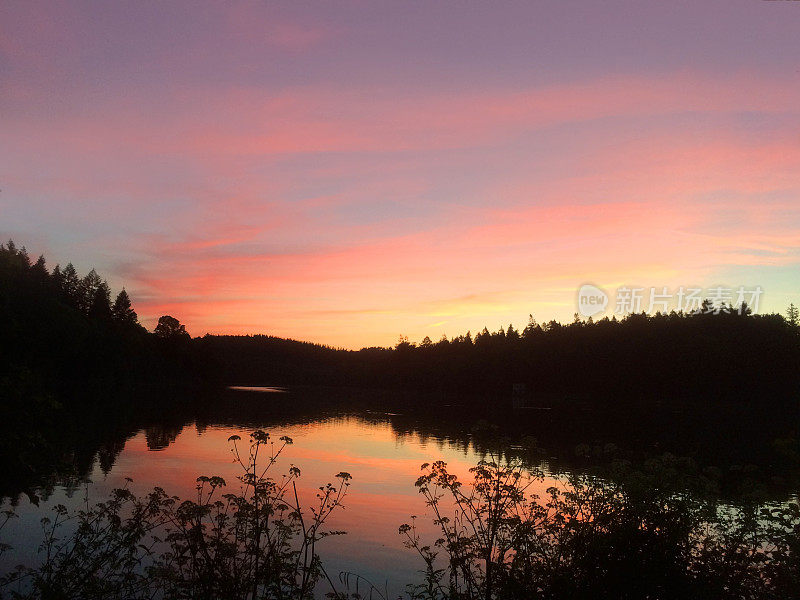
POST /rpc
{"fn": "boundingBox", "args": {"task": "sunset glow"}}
[2,1,799,347]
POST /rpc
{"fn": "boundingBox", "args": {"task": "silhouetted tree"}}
[59,263,80,306]
[154,315,190,340]
[506,324,520,341]
[18,244,30,266]
[88,280,112,320]
[111,289,138,325]
[31,255,48,283]
[0,241,201,405]
[395,335,414,352]
[788,303,799,327]
[79,269,102,313]
[51,264,63,289]
[476,327,491,346]
[0,241,208,497]
[697,298,714,315]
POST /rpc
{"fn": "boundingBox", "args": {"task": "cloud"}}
[3,52,800,347]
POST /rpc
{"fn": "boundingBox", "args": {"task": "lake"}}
[0,388,561,597]
[1,385,798,598]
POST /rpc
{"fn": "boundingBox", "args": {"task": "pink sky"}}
[1,1,799,348]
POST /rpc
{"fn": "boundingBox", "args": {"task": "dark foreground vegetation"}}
[0,432,352,600]
[401,453,800,600]
[0,431,798,600]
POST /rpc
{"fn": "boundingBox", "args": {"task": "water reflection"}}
[3,385,798,506]
[228,386,288,393]
[1,385,798,597]
[1,415,501,594]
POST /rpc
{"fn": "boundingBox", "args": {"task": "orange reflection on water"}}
[6,416,560,596]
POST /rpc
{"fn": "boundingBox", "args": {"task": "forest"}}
[3,240,799,411]
[201,308,800,405]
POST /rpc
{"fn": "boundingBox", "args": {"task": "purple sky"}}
[2,1,799,347]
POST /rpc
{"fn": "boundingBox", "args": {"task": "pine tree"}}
[79,269,102,313]
[18,245,30,266]
[88,280,112,320]
[60,263,80,306]
[523,314,539,338]
[51,264,63,289]
[31,255,48,284]
[788,303,799,327]
[112,289,138,325]
[506,323,520,341]
[32,255,47,272]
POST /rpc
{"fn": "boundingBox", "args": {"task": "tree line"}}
[0,241,203,491]
[0,240,198,392]
[198,309,800,408]
[3,240,799,412]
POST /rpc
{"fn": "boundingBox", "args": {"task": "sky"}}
[1,0,799,348]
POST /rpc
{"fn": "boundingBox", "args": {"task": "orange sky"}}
[2,2,799,348]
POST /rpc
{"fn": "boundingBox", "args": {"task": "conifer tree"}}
[88,280,112,320]
[60,263,80,306]
[32,255,47,273]
[18,245,30,266]
[79,269,102,313]
[51,264,63,289]
[523,314,539,338]
[31,255,49,285]
[112,289,138,325]
[506,323,520,341]
[788,303,799,327]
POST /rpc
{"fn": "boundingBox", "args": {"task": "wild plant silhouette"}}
[400,453,800,600]
[0,431,352,600]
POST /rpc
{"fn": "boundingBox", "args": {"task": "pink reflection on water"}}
[2,416,561,596]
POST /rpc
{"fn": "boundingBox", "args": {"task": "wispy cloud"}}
[2,2,799,347]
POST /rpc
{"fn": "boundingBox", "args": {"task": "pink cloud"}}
[5,71,799,161]
[4,63,800,347]
[124,183,800,346]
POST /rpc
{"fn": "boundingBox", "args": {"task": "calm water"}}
[2,386,797,597]
[0,394,557,597]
